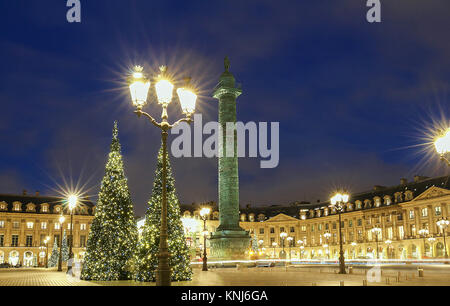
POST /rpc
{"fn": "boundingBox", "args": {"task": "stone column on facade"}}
[209,57,250,260]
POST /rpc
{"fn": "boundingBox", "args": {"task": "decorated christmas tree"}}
[135,142,192,282]
[80,121,138,281]
[62,230,69,262]
[48,239,59,268]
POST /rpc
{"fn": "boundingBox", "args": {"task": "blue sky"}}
[0,0,449,216]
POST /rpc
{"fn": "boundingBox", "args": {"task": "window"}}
[341,221,345,228]
[349,220,353,227]
[0,220,4,228]
[80,223,87,231]
[311,225,314,232]
[325,223,329,230]
[270,237,275,244]
[0,203,6,210]
[11,235,19,247]
[26,222,34,229]
[259,228,264,234]
[410,224,416,236]
[67,223,72,230]
[0,235,3,247]
[280,227,285,233]
[332,223,336,229]
[26,235,33,247]
[301,225,306,232]
[358,230,363,240]
[55,223,61,230]
[318,224,322,231]
[434,206,442,216]
[80,235,86,247]
[387,227,393,239]
[54,235,60,246]
[357,219,362,226]
[290,227,295,233]
[409,210,414,219]
[14,203,21,211]
[270,227,274,234]
[42,205,48,212]
[421,208,428,217]
[13,221,19,229]
[41,222,47,230]
[40,235,47,246]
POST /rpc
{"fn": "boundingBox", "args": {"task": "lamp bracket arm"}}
[135,110,162,129]
[170,116,193,129]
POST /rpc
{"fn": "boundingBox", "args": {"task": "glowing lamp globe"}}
[155,79,174,105]
[177,87,197,114]
[129,66,150,109]
[68,194,78,211]
[200,207,211,218]
[435,128,450,155]
[59,215,65,224]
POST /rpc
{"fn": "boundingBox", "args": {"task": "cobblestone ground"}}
[1,265,450,286]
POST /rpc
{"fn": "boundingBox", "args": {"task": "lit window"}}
[435,206,442,216]
[42,205,48,212]
[0,221,4,228]
[13,221,20,229]
[409,210,414,219]
[421,208,428,217]
[55,223,61,230]
[41,222,47,230]
[26,222,34,229]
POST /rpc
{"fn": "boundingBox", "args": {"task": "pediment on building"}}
[265,213,299,223]
[412,186,450,202]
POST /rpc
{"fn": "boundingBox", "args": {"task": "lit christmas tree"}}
[134,142,193,282]
[81,121,138,281]
[48,239,59,268]
[62,230,69,262]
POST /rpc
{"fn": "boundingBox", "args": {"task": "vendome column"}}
[209,57,250,260]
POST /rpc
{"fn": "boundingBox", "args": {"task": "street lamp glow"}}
[59,215,65,224]
[155,66,174,105]
[434,128,450,155]
[129,66,150,109]
[68,194,78,211]
[418,228,429,237]
[280,232,287,238]
[199,207,211,219]
[177,87,197,115]
[437,218,450,229]
[272,242,277,247]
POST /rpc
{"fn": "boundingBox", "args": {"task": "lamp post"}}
[280,232,287,259]
[371,226,382,260]
[324,232,331,259]
[428,236,436,258]
[351,242,357,259]
[44,236,50,268]
[272,242,278,258]
[299,245,304,260]
[436,217,449,260]
[57,214,65,272]
[330,192,349,274]
[418,228,429,259]
[287,237,293,261]
[67,195,77,274]
[434,128,450,166]
[128,66,198,286]
[385,240,392,259]
[297,240,304,260]
[323,244,329,260]
[200,207,211,271]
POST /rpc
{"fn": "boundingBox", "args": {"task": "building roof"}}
[0,192,95,215]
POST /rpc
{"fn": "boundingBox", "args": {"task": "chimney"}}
[400,178,408,185]
[373,185,386,191]
[414,175,430,183]
[22,189,27,196]
[35,191,40,197]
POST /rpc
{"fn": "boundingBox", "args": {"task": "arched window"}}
[384,196,392,206]
[248,213,255,222]
[257,214,265,222]
[373,197,382,207]
[240,214,246,222]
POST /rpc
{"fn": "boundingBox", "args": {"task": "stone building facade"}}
[181,175,450,261]
[0,191,95,266]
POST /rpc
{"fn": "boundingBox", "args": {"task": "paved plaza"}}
[1,264,450,286]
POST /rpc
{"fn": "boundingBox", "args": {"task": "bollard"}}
[362,279,368,286]
[340,281,344,286]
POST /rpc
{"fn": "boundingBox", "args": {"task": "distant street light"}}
[428,236,436,257]
[272,242,278,258]
[418,228,429,259]
[371,226,382,260]
[330,192,349,274]
[199,207,211,271]
[287,237,293,261]
[280,232,288,259]
[436,217,449,261]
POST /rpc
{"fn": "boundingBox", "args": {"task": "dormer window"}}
[374,197,382,208]
[54,206,62,214]
[41,204,49,213]
[355,201,362,210]
[384,196,392,206]
[404,190,414,201]
[0,202,6,210]
[13,202,22,212]
[26,203,36,212]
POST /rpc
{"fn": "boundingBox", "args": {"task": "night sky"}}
[0,0,449,216]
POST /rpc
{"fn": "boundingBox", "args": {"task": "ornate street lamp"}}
[385,240,392,259]
[280,232,288,259]
[67,194,77,274]
[436,217,449,261]
[351,242,357,259]
[58,214,65,272]
[44,236,50,268]
[371,226,382,260]
[128,65,198,286]
[272,242,278,258]
[434,128,450,166]
[324,232,331,259]
[418,228,429,259]
[428,236,436,258]
[287,237,293,261]
[199,207,211,271]
[330,192,349,274]
[297,240,304,260]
